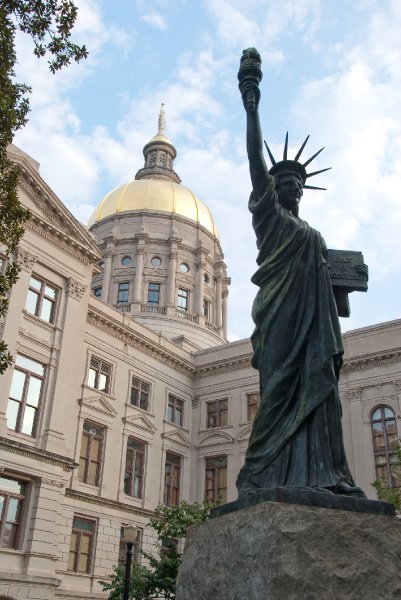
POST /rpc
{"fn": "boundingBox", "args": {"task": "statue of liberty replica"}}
[175,48,399,600]
[236,48,365,498]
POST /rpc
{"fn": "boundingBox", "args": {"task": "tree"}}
[0,0,88,373]
[100,500,219,600]
[372,442,401,512]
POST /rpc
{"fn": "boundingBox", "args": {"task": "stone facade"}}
[0,143,400,599]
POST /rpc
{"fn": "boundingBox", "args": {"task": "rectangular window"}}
[0,476,26,549]
[25,275,57,323]
[6,355,45,437]
[205,456,227,503]
[124,438,146,498]
[68,516,96,574]
[207,399,228,429]
[177,288,188,311]
[203,298,210,319]
[78,421,105,486]
[118,527,142,566]
[147,282,160,305]
[117,282,129,304]
[87,357,111,393]
[247,392,260,422]
[164,453,181,506]
[93,287,102,298]
[130,378,150,411]
[167,394,184,427]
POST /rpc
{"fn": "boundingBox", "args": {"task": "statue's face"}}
[276,173,303,211]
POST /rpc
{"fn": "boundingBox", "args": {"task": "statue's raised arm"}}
[237,48,272,202]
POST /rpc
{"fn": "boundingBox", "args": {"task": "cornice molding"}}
[17,172,101,264]
[65,488,154,518]
[195,354,253,379]
[0,437,78,472]
[87,305,195,377]
[342,349,401,374]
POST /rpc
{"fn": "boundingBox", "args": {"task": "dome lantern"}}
[135,104,181,184]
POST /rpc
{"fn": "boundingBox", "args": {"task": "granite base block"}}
[176,501,401,600]
[211,486,395,518]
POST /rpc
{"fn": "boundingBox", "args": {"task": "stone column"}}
[101,247,113,303]
[196,260,206,326]
[24,477,67,574]
[133,244,145,305]
[166,246,178,314]
[215,275,222,333]
[222,290,228,340]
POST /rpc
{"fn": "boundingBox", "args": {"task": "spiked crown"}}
[265,133,331,191]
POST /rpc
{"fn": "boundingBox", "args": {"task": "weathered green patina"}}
[236,48,365,497]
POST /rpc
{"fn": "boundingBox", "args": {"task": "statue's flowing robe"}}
[236,176,355,494]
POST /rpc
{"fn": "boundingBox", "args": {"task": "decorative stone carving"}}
[192,396,200,408]
[41,477,65,488]
[394,380,401,394]
[346,388,362,402]
[16,247,37,272]
[66,278,86,301]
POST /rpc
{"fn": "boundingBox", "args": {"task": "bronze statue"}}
[236,48,365,498]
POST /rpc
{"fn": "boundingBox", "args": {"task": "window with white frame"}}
[177,288,189,311]
[371,405,400,487]
[68,516,96,573]
[6,354,45,437]
[25,275,58,323]
[78,421,105,486]
[130,377,150,411]
[167,394,184,427]
[207,399,228,429]
[87,357,111,393]
[164,452,181,506]
[0,476,26,549]
[247,392,260,422]
[124,438,146,498]
[205,456,227,503]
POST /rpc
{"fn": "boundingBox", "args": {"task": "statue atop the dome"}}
[236,48,367,499]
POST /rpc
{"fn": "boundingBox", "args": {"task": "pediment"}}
[9,144,101,263]
[80,395,117,417]
[237,425,253,441]
[162,429,191,448]
[199,430,234,447]
[123,414,157,433]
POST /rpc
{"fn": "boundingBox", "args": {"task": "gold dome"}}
[88,178,219,238]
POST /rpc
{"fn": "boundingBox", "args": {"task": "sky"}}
[13,0,401,341]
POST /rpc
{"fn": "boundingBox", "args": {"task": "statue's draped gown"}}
[236,175,355,494]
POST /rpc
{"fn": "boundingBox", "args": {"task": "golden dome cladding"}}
[88,178,219,237]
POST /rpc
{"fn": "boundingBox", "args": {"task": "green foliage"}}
[0,1,87,373]
[372,442,401,511]
[100,500,219,600]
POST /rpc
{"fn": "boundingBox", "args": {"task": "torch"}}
[237,48,262,112]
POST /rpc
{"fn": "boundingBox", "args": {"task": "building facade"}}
[0,126,400,599]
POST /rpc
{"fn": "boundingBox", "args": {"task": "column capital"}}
[67,278,87,301]
[16,246,37,272]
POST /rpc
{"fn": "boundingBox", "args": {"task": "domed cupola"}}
[89,107,230,351]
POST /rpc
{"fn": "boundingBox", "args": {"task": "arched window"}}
[371,405,400,487]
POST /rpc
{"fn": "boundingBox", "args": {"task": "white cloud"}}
[142,11,168,30]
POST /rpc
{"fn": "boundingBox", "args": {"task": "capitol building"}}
[1,110,400,599]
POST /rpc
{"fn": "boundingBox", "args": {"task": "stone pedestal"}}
[176,501,401,600]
